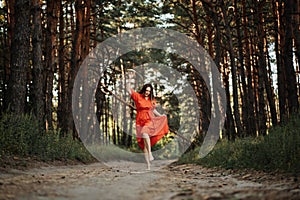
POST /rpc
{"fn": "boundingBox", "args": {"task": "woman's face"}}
[144,86,151,97]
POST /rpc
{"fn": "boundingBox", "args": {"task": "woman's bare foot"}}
[149,154,154,161]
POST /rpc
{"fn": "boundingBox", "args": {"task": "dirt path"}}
[0,160,299,200]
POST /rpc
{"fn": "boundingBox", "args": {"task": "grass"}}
[2,112,300,174]
[178,115,300,174]
[0,113,95,167]
[0,112,179,168]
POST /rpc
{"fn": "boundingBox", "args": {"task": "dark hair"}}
[139,83,154,101]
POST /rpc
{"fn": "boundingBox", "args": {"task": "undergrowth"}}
[0,113,95,165]
[3,111,300,173]
[178,115,300,174]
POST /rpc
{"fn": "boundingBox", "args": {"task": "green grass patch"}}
[0,113,95,165]
[178,116,300,174]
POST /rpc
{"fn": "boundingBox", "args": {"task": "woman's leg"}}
[143,147,150,170]
[142,133,152,170]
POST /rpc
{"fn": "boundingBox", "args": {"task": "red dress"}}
[130,89,169,150]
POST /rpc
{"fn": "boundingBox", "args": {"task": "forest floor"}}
[0,158,300,200]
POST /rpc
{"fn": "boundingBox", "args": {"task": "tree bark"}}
[32,0,45,129]
[242,0,256,136]
[57,0,67,134]
[293,0,300,67]
[265,39,278,126]
[68,0,84,136]
[223,58,236,140]
[235,0,249,137]
[283,0,299,115]
[220,1,244,136]
[257,36,267,135]
[273,0,287,123]
[3,0,15,112]
[45,0,58,130]
[7,0,30,114]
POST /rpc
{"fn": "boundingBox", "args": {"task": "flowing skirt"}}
[136,114,169,150]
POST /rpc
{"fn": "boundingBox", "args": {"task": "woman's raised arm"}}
[126,82,133,95]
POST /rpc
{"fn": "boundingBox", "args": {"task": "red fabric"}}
[130,89,169,150]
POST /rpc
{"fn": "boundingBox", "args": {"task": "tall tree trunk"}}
[82,0,91,58]
[191,1,209,142]
[57,0,67,134]
[212,7,228,139]
[223,58,236,140]
[265,39,278,126]
[91,0,97,48]
[3,0,15,112]
[206,6,225,140]
[235,0,249,137]
[220,1,244,136]
[251,40,260,133]
[243,0,256,136]
[32,0,45,129]
[82,0,91,140]
[45,0,58,130]
[256,3,267,135]
[273,0,287,123]
[7,0,30,114]
[95,85,104,144]
[284,0,299,114]
[68,0,84,136]
[293,0,300,67]
[292,0,300,98]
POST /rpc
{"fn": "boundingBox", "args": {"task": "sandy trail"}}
[0,160,299,200]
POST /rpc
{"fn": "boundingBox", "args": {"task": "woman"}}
[127,83,169,170]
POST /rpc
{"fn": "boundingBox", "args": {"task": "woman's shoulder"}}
[130,89,143,101]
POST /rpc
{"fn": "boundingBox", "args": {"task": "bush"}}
[261,116,300,172]
[0,113,95,164]
[0,113,40,156]
[178,115,300,173]
[36,131,94,163]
